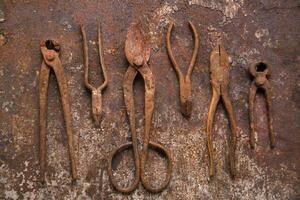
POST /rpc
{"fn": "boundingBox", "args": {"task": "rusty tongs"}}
[81,23,108,126]
[39,40,77,183]
[206,45,237,178]
[166,21,199,118]
[108,22,172,193]
[248,62,275,149]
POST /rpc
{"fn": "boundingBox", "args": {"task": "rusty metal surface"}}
[0,0,299,199]
[108,22,172,194]
[248,62,275,149]
[81,23,108,126]
[207,45,237,179]
[166,21,199,118]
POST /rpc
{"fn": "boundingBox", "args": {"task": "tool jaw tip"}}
[180,101,192,118]
[91,90,103,126]
[125,22,150,68]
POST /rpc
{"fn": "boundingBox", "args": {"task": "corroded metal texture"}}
[81,23,108,126]
[108,22,172,194]
[206,45,237,178]
[248,62,275,149]
[166,21,199,118]
[39,39,77,183]
[0,0,300,199]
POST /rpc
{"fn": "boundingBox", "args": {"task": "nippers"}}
[81,23,108,126]
[108,22,172,193]
[166,21,199,118]
[248,62,275,149]
[206,45,237,178]
[39,40,77,183]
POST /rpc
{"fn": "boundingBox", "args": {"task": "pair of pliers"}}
[108,22,172,193]
[206,45,237,178]
[166,21,200,118]
[248,62,275,149]
[39,40,77,183]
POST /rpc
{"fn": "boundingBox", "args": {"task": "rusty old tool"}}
[248,62,275,149]
[166,21,199,118]
[39,40,77,183]
[108,22,172,193]
[206,45,237,178]
[81,23,108,126]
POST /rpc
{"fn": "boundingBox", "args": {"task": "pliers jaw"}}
[249,62,272,86]
[179,76,192,118]
[40,40,61,64]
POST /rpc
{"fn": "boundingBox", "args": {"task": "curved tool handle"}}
[39,61,51,184]
[140,141,172,193]
[81,24,108,91]
[108,142,140,193]
[108,66,140,193]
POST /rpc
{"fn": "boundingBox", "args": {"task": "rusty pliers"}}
[206,45,237,178]
[108,22,172,193]
[166,21,199,118]
[81,23,108,126]
[39,40,77,183]
[248,62,275,149]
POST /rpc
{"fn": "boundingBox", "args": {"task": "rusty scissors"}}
[108,22,172,193]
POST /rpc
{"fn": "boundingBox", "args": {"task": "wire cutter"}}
[248,62,275,149]
[206,45,237,178]
[108,22,172,193]
[81,23,108,126]
[39,40,77,183]
[166,21,199,118]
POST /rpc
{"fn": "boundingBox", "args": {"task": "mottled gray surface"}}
[0,0,299,199]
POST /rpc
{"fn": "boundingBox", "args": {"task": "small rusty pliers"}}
[81,23,108,126]
[166,21,199,118]
[248,62,275,149]
[39,40,77,183]
[108,22,172,193]
[206,45,237,178]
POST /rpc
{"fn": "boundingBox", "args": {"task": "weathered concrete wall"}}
[0,0,299,199]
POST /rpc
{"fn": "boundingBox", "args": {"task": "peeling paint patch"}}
[5,189,19,200]
[188,0,244,19]
[255,28,269,41]
[148,2,179,48]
